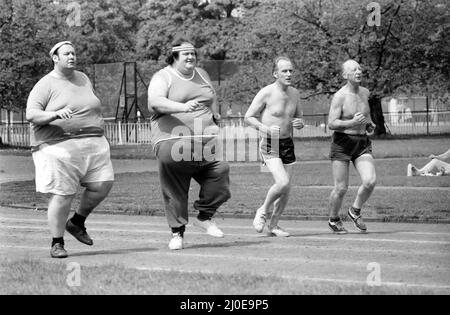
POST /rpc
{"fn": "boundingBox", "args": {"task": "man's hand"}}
[366,122,376,136]
[55,108,73,120]
[185,100,203,112]
[353,112,369,126]
[213,113,221,125]
[270,125,281,137]
[292,118,305,130]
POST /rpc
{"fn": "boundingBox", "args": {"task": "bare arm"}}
[294,90,303,119]
[430,148,450,160]
[26,82,73,125]
[147,72,199,114]
[26,108,73,125]
[197,68,221,122]
[244,88,271,134]
[362,88,376,134]
[292,90,304,129]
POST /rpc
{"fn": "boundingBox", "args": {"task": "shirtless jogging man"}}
[327,59,377,234]
[244,56,304,237]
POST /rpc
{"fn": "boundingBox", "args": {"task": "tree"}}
[221,0,449,135]
[1,0,447,130]
[0,0,143,113]
[136,0,259,61]
[0,0,61,113]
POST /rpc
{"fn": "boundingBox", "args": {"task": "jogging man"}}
[327,59,377,234]
[244,56,304,237]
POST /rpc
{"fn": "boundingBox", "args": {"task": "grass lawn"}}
[1,158,449,222]
[1,135,449,161]
[0,259,438,295]
[1,137,448,296]
[1,136,449,221]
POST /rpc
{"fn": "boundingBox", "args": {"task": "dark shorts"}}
[260,137,296,165]
[329,132,373,163]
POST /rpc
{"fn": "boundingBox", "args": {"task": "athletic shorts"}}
[260,137,296,165]
[32,136,114,195]
[329,132,372,163]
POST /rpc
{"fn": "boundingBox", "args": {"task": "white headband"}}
[49,41,73,58]
[172,44,196,53]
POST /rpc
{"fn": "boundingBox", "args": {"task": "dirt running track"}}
[1,206,449,293]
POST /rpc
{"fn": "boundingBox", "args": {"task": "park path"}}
[1,154,449,293]
[1,206,449,293]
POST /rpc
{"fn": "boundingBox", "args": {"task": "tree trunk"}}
[368,95,386,136]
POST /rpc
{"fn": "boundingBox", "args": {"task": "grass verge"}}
[1,136,449,161]
[0,258,441,295]
[1,158,449,222]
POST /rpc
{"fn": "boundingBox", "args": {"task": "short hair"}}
[341,59,359,75]
[272,56,293,74]
[165,39,197,65]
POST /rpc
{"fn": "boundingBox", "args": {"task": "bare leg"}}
[269,163,294,229]
[77,181,114,217]
[418,159,450,174]
[328,160,349,218]
[353,154,376,209]
[48,194,75,238]
[259,158,291,216]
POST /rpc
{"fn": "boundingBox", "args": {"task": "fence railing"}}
[0,124,30,147]
[384,111,450,135]
[1,111,449,147]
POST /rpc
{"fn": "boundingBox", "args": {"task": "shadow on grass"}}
[287,229,412,238]
[70,246,158,257]
[184,240,270,250]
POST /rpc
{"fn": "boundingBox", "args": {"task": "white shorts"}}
[32,137,114,195]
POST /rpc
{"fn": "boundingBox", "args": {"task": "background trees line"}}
[1,0,448,135]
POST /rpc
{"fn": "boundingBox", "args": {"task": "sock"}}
[71,213,87,228]
[350,206,361,216]
[171,225,185,236]
[197,212,211,221]
[329,216,340,223]
[52,237,64,246]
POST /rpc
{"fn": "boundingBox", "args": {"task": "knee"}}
[276,179,291,195]
[87,181,114,196]
[219,177,232,201]
[333,184,348,197]
[104,181,114,193]
[217,162,230,176]
[99,181,114,195]
[50,194,75,206]
[212,187,231,206]
[362,177,376,190]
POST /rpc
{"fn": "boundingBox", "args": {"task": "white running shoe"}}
[407,163,418,176]
[407,164,413,176]
[268,226,290,237]
[253,208,267,233]
[193,218,224,238]
[168,232,184,250]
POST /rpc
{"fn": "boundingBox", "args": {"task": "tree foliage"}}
[1,0,448,132]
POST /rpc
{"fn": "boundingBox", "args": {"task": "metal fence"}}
[1,111,449,148]
[0,124,30,147]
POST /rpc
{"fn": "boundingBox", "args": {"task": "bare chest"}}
[265,92,297,117]
[342,93,370,118]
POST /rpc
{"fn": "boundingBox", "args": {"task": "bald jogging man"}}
[327,59,377,234]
